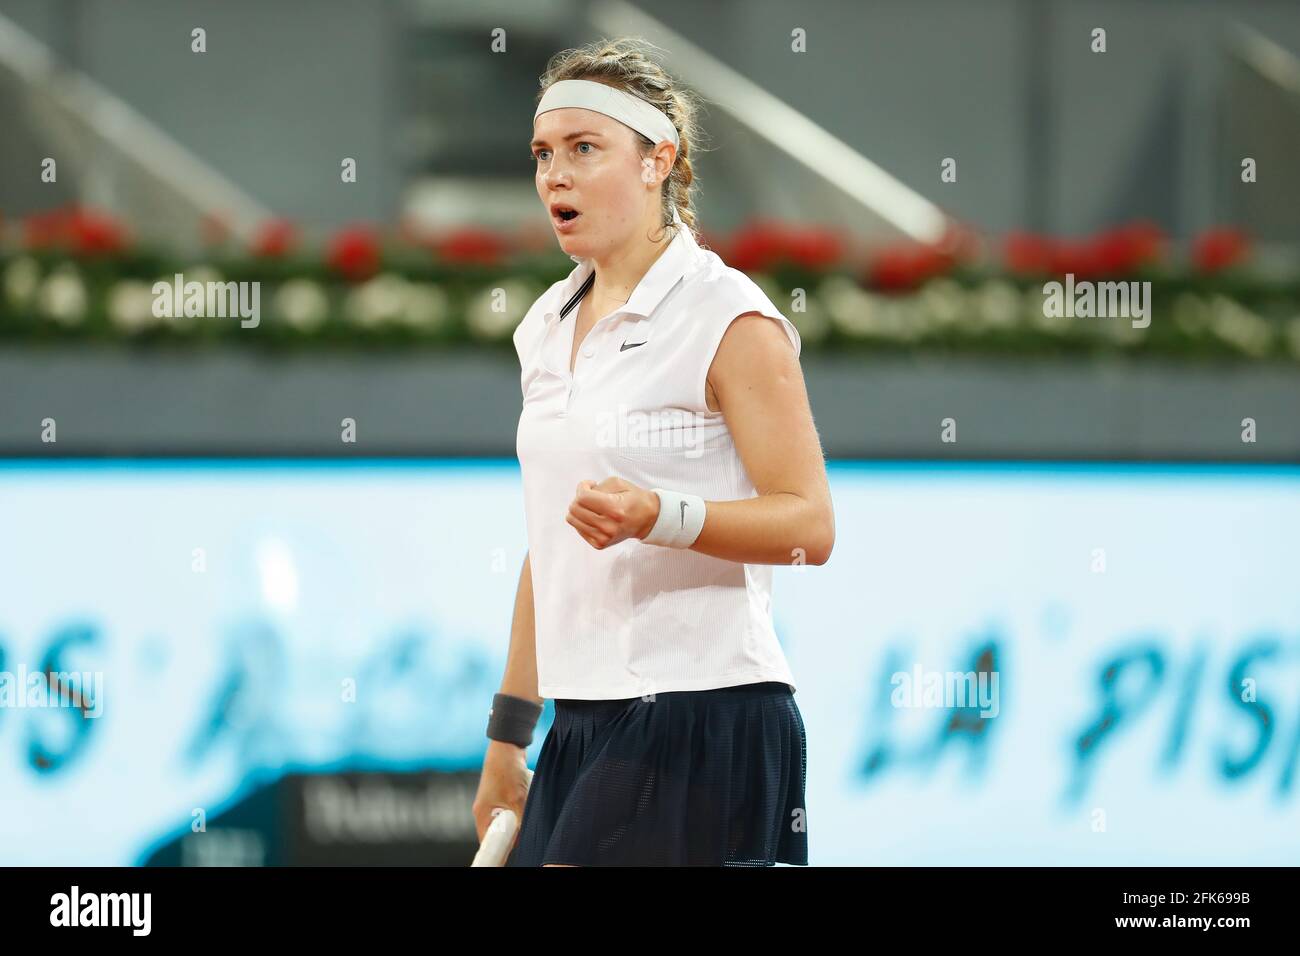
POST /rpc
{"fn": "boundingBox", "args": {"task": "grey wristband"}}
[486,693,543,747]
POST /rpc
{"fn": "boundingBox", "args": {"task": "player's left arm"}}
[566,313,835,564]
[687,312,835,566]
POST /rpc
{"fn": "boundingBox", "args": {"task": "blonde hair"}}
[537,37,709,243]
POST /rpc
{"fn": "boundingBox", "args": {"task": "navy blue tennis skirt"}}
[505,680,808,867]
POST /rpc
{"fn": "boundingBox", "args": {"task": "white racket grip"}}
[471,768,534,867]
[471,810,518,867]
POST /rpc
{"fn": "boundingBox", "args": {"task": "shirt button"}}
[583,345,594,358]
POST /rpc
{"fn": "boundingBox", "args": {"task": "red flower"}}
[1191,227,1249,273]
[1121,220,1163,265]
[24,209,66,249]
[434,227,507,267]
[717,220,852,273]
[326,225,382,281]
[24,205,128,255]
[727,219,791,273]
[1050,239,1105,280]
[1004,231,1055,275]
[1006,222,1164,278]
[1091,221,1163,274]
[71,209,128,255]
[785,226,846,270]
[251,219,299,258]
[867,242,953,291]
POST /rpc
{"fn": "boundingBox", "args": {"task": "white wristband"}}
[643,488,706,548]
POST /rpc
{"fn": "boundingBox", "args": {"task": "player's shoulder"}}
[680,248,801,357]
[680,248,784,323]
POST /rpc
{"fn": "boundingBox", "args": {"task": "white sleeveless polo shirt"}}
[513,223,801,700]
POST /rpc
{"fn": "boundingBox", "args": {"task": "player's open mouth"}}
[551,204,582,230]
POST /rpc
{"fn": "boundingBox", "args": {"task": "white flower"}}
[972,279,1022,331]
[1172,293,1209,335]
[916,278,966,331]
[817,276,933,342]
[107,280,160,334]
[36,264,87,327]
[155,267,226,330]
[466,278,542,342]
[272,278,330,332]
[819,275,876,339]
[3,256,41,310]
[1284,316,1300,362]
[399,282,450,332]
[345,273,410,329]
[1028,285,1073,335]
[876,295,928,341]
[1208,296,1273,358]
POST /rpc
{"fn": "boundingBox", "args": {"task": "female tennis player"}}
[472,37,834,867]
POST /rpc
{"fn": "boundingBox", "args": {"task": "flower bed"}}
[2,207,1298,362]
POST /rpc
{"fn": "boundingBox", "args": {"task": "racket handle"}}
[470,767,535,867]
[471,809,519,867]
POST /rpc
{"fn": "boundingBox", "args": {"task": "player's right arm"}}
[472,551,541,844]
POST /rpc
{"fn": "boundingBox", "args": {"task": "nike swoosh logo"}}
[679,501,688,528]
[620,340,648,351]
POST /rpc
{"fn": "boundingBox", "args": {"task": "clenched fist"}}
[565,476,660,550]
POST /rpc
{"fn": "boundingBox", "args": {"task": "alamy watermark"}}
[153,273,261,328]
[0,665,103,717]
[594,404,706,458]
[1043,273,1150,328]
[890,665,999,718]
[50,886,150,935]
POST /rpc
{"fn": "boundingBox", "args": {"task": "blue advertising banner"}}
[1,461,1297,865]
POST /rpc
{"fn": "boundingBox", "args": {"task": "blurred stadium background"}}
[1,0,1298,866]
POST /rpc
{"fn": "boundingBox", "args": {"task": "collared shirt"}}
[513,223,801,700]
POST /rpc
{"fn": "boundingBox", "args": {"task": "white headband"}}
[535,79,679,150]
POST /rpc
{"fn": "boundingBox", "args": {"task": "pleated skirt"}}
[505,680,808,867]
